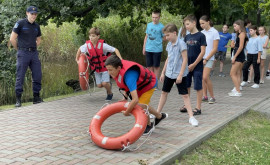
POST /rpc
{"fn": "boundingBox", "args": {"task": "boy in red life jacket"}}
[105,55,168,135]
[75,27,122,101]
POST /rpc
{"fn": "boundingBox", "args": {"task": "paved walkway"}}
[1,60,270,165]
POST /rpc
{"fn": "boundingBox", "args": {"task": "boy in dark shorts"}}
[213,24,232,77]
[180,15,207,116]
[156,23,198,126]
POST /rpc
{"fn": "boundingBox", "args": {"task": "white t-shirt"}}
[201,27,220,60]
[80,42,115,55]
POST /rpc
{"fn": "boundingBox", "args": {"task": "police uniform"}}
[12,6,42,106]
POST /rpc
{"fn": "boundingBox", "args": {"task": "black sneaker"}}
[143,123,155,135]
[266,71,270,77]
[105,94,113,101]
[15,96,21,107]
[33,96,43,104]
[154,113,168,126]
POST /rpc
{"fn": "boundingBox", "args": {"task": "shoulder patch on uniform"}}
[14,23,19,28]
[97,42,102,49]
[118,75,122,83]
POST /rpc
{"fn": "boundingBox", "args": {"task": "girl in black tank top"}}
[234,33,248,63]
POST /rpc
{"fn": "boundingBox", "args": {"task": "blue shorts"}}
[145,51,162,67]
[186,70,203,90]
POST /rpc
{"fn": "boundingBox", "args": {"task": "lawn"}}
[177,110,270,165]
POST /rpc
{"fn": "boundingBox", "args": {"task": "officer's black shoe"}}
[15,96,21,107]
[33,93,43,104]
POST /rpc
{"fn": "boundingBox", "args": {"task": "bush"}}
[92,10,183,64]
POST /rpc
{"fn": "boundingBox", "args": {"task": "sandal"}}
[180,105,187,113]
[193,108,201,116]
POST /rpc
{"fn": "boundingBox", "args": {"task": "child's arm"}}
[143,35,148,55]
[188,46,206,72]
[75,48,81,62]
[114,48,123,60]
[177,50,187,84]
[160,58,168,83]
[264,36,269,49]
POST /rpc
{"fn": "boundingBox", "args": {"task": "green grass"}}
[176,110,270,165]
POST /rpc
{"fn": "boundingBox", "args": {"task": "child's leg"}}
[220,61,224,73]
[196,89,203,110]
[230,62,242,92]
[156,91,168,113]
[193,71,203,110]
[101,72,112,94]
[260,59,265,81]
[248,65,253,82]
[102,82,112,94]
[182,94,193,117]
[203,65,214,98]
[252,55,260,84]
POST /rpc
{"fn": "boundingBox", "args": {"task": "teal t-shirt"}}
[145,22,164,52]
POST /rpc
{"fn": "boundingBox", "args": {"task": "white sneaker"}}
[189,117,199,127]
[251,84,259,88]
[231,86,243,92]
[240,81,248,87]
[228,91,242,97]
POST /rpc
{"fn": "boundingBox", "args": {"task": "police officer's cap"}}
[26,6,38,13]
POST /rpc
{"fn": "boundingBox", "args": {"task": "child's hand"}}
[188,63,195,72]
[257,58,260,64]
[203,59,207,65]
[160,74,165,83]
[122,111,131,116]
[231,57,235,64]
[176,76,182,84]
[142,47,146,55]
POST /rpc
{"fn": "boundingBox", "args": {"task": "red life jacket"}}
[114,60,156,98]
[86,39,111,73]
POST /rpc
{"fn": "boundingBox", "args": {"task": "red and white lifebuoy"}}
[78,54,89,90]
[89,102,148,150]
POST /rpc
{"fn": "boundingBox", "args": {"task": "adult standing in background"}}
[10,6,43,107]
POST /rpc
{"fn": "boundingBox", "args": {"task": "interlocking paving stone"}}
[1,58,270,164]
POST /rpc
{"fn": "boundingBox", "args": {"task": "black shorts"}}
[215,51,226,61]
[162,76,188,95]
[145,51,162,67]
[234,48,246,63]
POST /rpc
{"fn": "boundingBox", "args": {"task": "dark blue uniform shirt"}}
[12,18,41,48]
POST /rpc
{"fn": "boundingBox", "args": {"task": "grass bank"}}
[175,110,270,165]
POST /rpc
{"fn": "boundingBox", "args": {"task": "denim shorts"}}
[145,51,162,67]
[186,70,203,90]
[94,71,110,85]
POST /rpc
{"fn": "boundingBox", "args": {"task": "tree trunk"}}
[193,0,210,30]
[257,9,261,26]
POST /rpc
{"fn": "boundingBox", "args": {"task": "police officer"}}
[10,6,43,107]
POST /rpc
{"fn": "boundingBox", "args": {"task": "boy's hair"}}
[163,23,178,35]
[152,10,161,16]
[89,27,100,35]
[183,14,197,23]
[223,24,229,28]
[200,15,213,27]
[105,55,123,68]
[244,19,251,26]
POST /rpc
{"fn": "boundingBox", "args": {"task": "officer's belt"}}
[18,47,37,51]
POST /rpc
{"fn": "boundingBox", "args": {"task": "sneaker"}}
[143,123,155,135]
[189,117,199,127]
[105,94,113,101]
[202,96,208,102]
[231,86,243,92]
[251,84,259,88]
[208,97,216,104]
[210,70,214,77]
[219,72,226,77]
[266,71,270,77]
[228,91,242,97]
[154,113,168,126]
[240,81,248,87]
[247,80,251,83]
[260,80,264,84]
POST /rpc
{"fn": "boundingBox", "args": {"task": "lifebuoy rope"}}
[80,53,96,94]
